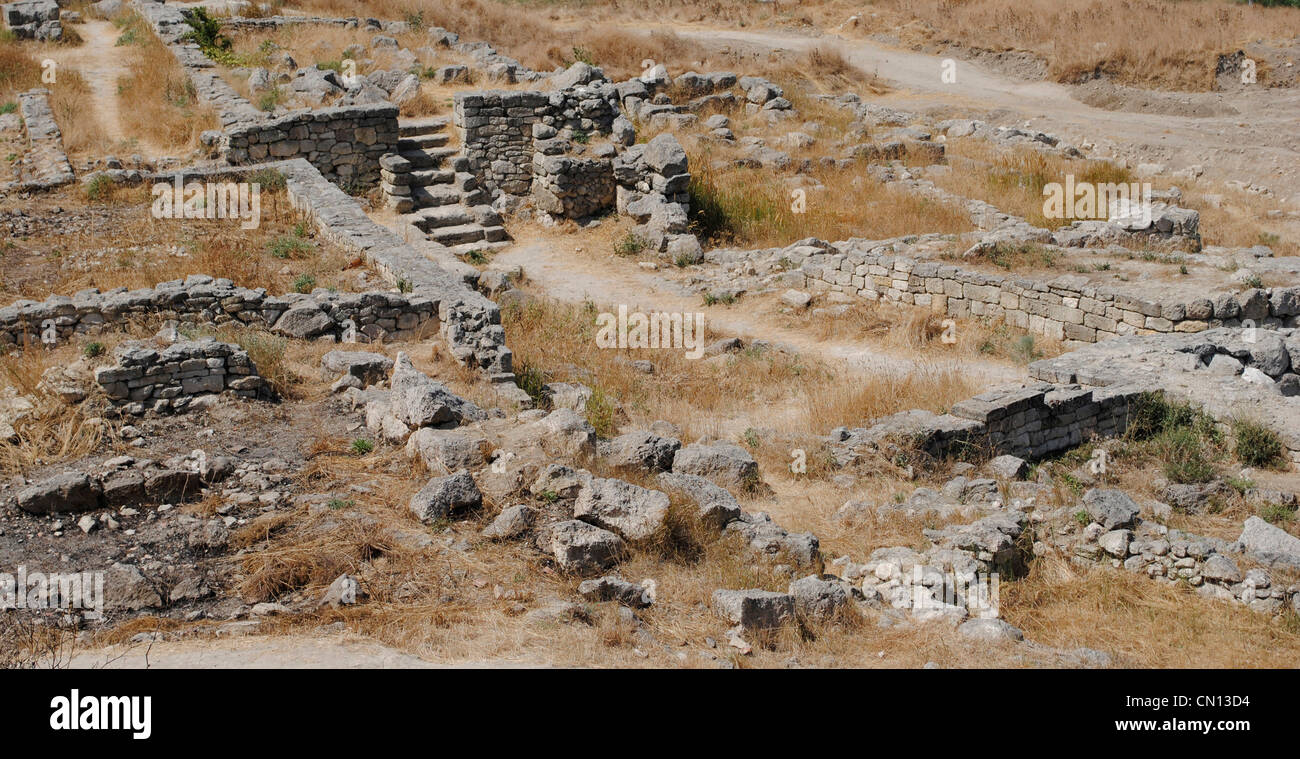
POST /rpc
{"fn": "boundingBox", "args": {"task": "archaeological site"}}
[2,0,1300,713]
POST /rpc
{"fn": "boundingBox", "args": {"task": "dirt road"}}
[666,25,1300,203]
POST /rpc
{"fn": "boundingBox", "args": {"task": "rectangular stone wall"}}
[223,104,399,188]
[796,247,1300,343]
[454,90,549,196]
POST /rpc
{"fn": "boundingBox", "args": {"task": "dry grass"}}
[685,150,973,248]
[0,37,102,156]
[0,185,370,302]
[112,12,218,152]
[0,338,122,478]
[461,0,1300,92]
[1002,555,1300,667]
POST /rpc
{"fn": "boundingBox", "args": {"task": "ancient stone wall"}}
[223,104,399,187]
[1,88,75,192]
[95,338,269,415]
[832,381,1145,463]
[793,245,1300,342]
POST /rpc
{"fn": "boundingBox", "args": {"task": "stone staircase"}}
[381,116,510,257]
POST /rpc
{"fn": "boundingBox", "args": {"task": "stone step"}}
[445,239,512,257]
[412,205,476,231]
[398,147,459,169]
[398,133,451,150]
[428,223,488,246]
[409,168,454,187]
[409,184,463,207]
[398,116,450,137]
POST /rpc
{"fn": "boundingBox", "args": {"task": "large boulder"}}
[1238,516,1300,567]
[16,472,101,514]
[321,351,393,386]
[573,477,669,541]
[1082,489,1140,530]
[548,520,626,574]
[643,133,688,176]
[671,442,759,490]
[409,472,482,523]
[273,303,335,339]
[655,471,741,528]
[607,430,680,472]
[578,576,652,608]
[481,504,536,541]
[405,427,489,472]
[712,589,795,632]
[787,575,849,622]
[389,353,485,429]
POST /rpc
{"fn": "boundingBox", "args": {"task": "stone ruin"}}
[2,0,62,41]
[95,338,271,415]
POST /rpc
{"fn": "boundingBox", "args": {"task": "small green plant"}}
[584,387,617,438]
[1157,427,1216,484]
[114,28,138,46]
[462,248,490,265]
[1243,272,1264,289]
[1261,502,1296,525]
[293,273,316,293]
[514,362,549,407]
[1232,417,1285,469]
[572,129,590,145]
[1073,509,1091,526]
[82,342,105,358]
[1257,231,1281,247]
[248,168,287,191]
[571,46,596,66]
[1225,475,1256,495]
[293,220,310,238]
[742,428,761,448]
[1179,264,1189,275]
[256,88,284,113]
[267,236,314,260]
[327,498,354,510]
[84,174,116,201]
[396,277,413,293]
[179,7,236,63]
[350,438,375,455]
[703,292,736,306]
[538,489,559,503]
[613,232,647,258]
[316,60,344,73]
[0,102,16,115]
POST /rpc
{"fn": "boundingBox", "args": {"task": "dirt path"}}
[63,635,548,669]
[663,25,1300,203]
[495,237,1026,388]
[43,20,131,153]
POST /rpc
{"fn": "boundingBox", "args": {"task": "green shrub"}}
[267,236,314,259]
[350,438,374,455]
[82,342,105,358]
[514,362,550,408]
[292,273,316,293]
[248,168,287,191]
[1232,417,1285,469]
[1157,427,1217,484]
[84,174,115,201]
[0,102,16,115]
[584,387,617,438]
[613,232,646,257]
[179,7,234,62]
[256,88,283,112]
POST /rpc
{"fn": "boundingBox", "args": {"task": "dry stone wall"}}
[223,104,399,187]
[830,381,1145,464]
[95,338,270,414]
[789,242,1300,343]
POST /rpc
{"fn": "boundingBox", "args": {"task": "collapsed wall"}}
[830,381,1144,465]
